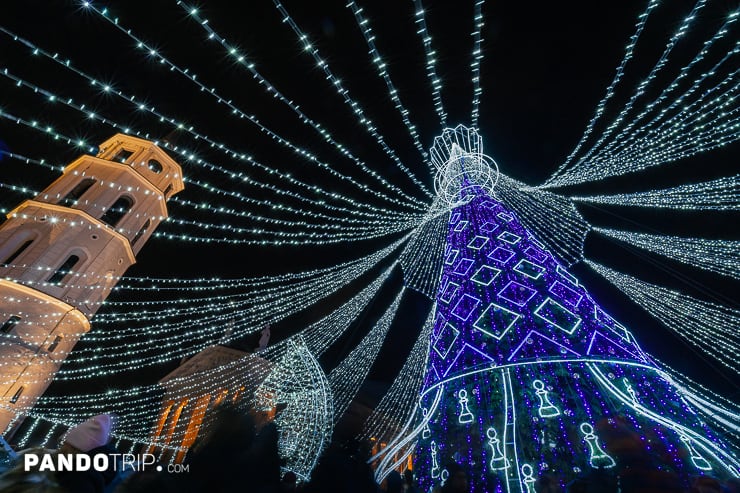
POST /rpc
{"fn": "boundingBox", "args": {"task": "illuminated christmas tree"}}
[412,126,739,492]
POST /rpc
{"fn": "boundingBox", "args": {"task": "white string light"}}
[571,175,740,210]
[587,259,740,374]
[593,226,740,279]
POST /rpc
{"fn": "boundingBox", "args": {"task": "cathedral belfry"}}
[0,134,184,434]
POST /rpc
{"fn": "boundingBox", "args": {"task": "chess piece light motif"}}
[521,464,536,493]
[457,389,475,424]
[580,423,616,469]
[422,407,432,439]
[430,441,441,478]
[533,379,561,418]
[680,434,713,471]
[486,427,510,471]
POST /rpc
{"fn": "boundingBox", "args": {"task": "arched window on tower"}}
[0,315,21,334]
[60,178,96,207]
[148,159,163,173]
[47,254,80,285]
[113,148,134,163]
[1,239,34,267]
[131,219,151,247]
[100,196,134,227]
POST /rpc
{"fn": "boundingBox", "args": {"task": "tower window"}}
[10,387,24,404]
[131,219,151,247]
[47,335,63,353]
[148,159,163,174]
[1,239,33,267]
[113,149,134,163]
[0,316,21,334]
[100,196,134,227]
[48,255,80,285]
[60,178,96,207]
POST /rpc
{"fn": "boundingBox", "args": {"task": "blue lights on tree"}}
[412,126,739,492]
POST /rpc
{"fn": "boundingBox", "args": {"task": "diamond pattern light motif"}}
[473,302,520,340]
[513,259,545,280]
[451,294,481,322]
[534,297,582,335]
[487,246,515,264]
[470,265,501,286]
[467,235,489,250]
[497,280,537,307]
[433,322,459,359]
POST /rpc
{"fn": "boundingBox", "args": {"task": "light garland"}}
[544,0,660,186]
[77,5,432,211]
[270,0,434,200]
[469,0,485,127]
[412,0,447,127]
[587,259,740,374]
[593,226,740,279]
[329,287,405,420]
[360,305,433,442]
[571,174,740,210]
[346,0,427,161]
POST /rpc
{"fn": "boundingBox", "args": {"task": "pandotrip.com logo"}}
[24,453,190,473]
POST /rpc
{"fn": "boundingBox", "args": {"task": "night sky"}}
[0,0,738,417]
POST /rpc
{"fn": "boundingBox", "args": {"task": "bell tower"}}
[0,134,184,434]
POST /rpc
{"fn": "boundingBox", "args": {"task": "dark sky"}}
[0,0,738,410]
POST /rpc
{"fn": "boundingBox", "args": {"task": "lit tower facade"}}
[410,126,738,491]
[0,134,184,434]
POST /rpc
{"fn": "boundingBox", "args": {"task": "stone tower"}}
[0,134,184,434]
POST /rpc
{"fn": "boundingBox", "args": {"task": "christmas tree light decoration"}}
[408,126,739,491]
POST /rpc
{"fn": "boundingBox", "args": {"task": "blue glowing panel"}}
[471,265,502,286]
[487,246,515,265]
[480,221,499,234]
[451,294,481,322]
[497,281,537,307]
[556,265,579,285]
[534,297,581,334]
[454,220,469,232]
[513,259,545,280]
[523,245,548,263]
[433,322,459,359]
[497,231,521,245]
[440,281,460,304]
[473,302,520,340]
[467,235,489,250]
[549,280,583,308]
[453,258,475,276]
[496,212,514,222]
